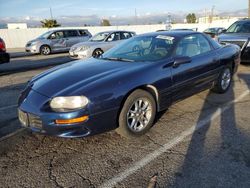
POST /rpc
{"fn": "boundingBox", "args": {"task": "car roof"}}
[139,30,200,39]
[235,19,250,24]
[206,27,224,29]
[47,28,89,32]
[97,30,135,33]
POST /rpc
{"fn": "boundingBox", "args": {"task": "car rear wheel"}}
[92,48,103,58]
[40,45,51,55]
[211,66,232,94]
[116,89,156,138]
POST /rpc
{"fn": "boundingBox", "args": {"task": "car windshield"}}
[101,35,175,62]
[226,22,250,33]
[37,31,53,39]
[89,32,110,42]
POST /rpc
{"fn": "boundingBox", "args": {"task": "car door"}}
[171,33,220,102]
[103,32,121,51]
[48,31,67,52]
[64,30,81,49]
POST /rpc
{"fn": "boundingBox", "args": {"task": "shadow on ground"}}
[168,74,250,187]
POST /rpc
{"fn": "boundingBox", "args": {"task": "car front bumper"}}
[69,50,92,60]
[25,44,40,54]
[18,88,118,138]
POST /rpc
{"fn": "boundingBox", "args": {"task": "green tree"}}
[101,19,111,26]
[186,13,197,23]
[40,19,61,28]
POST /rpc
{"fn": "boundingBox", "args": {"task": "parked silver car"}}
[69,30,136,59]
[25,29,92,55]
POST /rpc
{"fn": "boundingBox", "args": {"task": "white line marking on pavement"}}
[100,90,250,188]
[0,104,18,111]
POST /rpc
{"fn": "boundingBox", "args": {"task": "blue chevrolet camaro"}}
[18,31,241,138]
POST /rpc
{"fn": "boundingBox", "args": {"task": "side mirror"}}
[219,29,227,34]
[173,56,191,68]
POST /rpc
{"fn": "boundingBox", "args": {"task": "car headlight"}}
[78,46,90,51]
[50,96,89,111]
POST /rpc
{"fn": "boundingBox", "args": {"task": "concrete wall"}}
[0,20,236,49]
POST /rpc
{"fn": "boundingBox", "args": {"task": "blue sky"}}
[0,0,248,18]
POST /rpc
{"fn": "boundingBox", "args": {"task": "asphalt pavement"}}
[0,61,250,187]
[0,52,73,76]
[7,48,34,58]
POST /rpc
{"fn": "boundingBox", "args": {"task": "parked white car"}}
[69,30,136,59]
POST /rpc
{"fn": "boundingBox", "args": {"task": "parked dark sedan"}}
[18,31,240,138]
[204,27,226,39]
[0,37,10,64]
[218,19,250,63]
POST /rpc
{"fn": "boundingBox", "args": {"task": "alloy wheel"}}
[41,46,50,55]
[126,98,152,132]
[221,68,231,90]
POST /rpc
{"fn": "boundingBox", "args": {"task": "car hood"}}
[72,41,104,48]
[27,38,45,44]
[30,58,143,97]
[218,33,250,41]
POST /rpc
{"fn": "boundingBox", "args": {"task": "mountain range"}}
[0,9,247,28]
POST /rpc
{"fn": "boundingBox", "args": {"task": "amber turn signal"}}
[55,115,88,124]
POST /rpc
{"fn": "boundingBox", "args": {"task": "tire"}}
[116,89,156,138]
[40,45,51,55]
[211,66,232,94]
[92,48,103,58]
[0,53,10,64]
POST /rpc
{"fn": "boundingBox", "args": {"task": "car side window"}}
[120,32,132,40]
[64,30,79,38]
[79,30,89,36]
[176,34,212,57]
[106,32,120,42]
[49,31,64,39]
[239,23,250,33]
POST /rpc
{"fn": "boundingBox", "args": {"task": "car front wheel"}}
[212,66,232,94]
[40,45,51,55]
[92,48,103,58]
[116,89,156,138]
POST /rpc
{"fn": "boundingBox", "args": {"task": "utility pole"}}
[135,8,137,25]
[210,5,215,24]
[50,7,53,20]
[248,0,250,18]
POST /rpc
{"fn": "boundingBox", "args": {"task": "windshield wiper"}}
[101,57,135,62]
